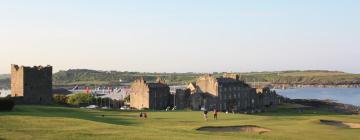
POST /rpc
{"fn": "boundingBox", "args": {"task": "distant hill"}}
[53,69,199,86]
[0,74,10,80]
[1,70,360,89]
[238,70,360,86]
[0,74,10,89]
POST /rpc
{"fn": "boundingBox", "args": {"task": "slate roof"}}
[216,77,250,87]
[216,77,238,83]
[147,83,169,89]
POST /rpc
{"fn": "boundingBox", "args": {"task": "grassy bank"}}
[0,105,359,140]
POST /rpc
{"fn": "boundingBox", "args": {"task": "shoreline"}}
[272,84,360,89]
[286,98,360,115]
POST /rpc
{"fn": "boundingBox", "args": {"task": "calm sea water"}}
[276,88,360,106]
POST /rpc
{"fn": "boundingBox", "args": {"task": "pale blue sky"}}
[0,0,359,74]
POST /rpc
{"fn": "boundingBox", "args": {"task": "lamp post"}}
[154,91,157,110]
[174,92,176,108]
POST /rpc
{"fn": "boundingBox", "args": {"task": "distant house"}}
[130,78,170,110]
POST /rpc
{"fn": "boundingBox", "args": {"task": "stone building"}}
[11,64,53,104]
[130,78,170,110]
[190,73,281,112]
[129,74,281,112]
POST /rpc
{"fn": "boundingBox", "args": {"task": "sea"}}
[276,88,360,106]
[2,88,360,106]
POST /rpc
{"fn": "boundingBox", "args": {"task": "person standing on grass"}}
[144,112,148,119]
[203,110,208,121]
[213,109,218,120]
[139,112,143,118]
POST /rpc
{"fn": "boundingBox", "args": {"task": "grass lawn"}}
[0,105,359,140]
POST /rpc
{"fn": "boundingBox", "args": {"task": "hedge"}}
[0,97,15,111]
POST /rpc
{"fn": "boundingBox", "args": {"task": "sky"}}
[0,0,359,74]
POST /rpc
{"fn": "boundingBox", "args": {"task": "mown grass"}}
[0,105,359,140]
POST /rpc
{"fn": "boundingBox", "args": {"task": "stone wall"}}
[130,79,150,109]
[11,65,24,97]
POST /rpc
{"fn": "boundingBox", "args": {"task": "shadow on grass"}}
[0,105,138,126]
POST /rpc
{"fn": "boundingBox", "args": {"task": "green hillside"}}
[52,70,360,86]
[1,70,360,88]
[239,70,360,85]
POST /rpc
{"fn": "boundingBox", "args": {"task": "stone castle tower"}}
[11,64,53,104]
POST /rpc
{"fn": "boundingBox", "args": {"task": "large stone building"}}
[11,64,53,104]
[189,73,281,112]
[130,78,170,110]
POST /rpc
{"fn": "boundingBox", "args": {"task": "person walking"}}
[213,109,218,120]
[203,110,208,121]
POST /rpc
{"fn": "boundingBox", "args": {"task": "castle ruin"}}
[11,64,53,104]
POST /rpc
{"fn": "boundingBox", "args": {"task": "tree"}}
[66,93,94,105]
[0,96,15,111]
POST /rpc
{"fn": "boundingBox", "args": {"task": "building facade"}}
[11,64,53,104]
[191,74,281,112]
[130,78,170,110]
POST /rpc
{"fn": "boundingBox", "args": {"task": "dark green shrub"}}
[53,94,68,104]
[0,97,15,111]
